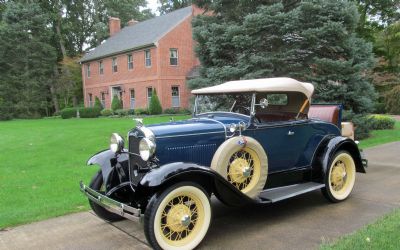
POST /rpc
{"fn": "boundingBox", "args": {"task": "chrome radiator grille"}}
[128,135,147,169]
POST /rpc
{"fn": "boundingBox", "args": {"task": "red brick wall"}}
[83,11,200,111]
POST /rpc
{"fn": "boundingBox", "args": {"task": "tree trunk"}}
[50,84,60,113]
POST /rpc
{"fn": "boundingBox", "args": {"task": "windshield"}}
[195,93,253,116]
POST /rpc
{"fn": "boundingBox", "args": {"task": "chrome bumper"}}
[80,181,142,222]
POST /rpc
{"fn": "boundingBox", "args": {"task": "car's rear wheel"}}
[211,136,268,198]
[144,182,211,250]
[322,151,356,202]
[88,171,124,222]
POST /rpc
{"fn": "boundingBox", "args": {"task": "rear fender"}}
[87,149,129,187]
[314,136,366,180]
[139,162,253,206]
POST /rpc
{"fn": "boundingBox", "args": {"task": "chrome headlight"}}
[229,123,238,133]
[110,133,124,153]
[139,137,156,161]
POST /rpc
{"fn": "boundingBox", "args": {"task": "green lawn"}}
[358,121,400,149]
[321,209,400,250]
[0,116,189,229]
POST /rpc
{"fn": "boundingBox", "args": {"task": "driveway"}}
[1,142,399,250]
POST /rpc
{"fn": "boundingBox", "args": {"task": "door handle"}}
[288,131,295,136]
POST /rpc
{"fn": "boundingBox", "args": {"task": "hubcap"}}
[331,160,347,191]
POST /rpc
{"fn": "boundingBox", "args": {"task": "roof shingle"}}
[80,6,192,63]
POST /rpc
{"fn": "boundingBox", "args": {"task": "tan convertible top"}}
[191,77,314,98]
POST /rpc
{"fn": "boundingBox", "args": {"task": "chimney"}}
[128,19,139,26]
[109,17,121,36]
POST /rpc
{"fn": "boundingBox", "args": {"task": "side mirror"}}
[260,98,269,109]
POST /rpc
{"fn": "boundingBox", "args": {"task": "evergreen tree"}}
[191,0,377,114]
[94,96,103,110]
[158,0,192,14]
[149,89,162,115]
[111,95,122,111]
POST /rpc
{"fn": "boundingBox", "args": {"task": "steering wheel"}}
[233,105,250,115]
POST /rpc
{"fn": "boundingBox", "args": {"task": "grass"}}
[358,121,400,149]
[321,209,400,250]
[0,116,189,229]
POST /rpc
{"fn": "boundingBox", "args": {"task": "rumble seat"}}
[308,105,340,126]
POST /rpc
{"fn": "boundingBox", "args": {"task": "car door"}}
[251,120,311,173]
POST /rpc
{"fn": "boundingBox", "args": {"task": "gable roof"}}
[80,6,193,63]
[191,77,315,98]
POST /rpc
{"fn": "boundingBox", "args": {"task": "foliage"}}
[0,116,190,229]
[158,0,192,14]
[134,108,149,115]
[100,109,113,116]
[57,56,84,108]
[149,89,162,115]
[343,110,372,140]
[164,108,191,114]
[0,97,12,120]
[358,121,400,149]
[0,1,57,119]
[374,101,386,114]
[94,96,103,110]
[111,95,122,111]
[385,85,400,114]
[191,0,377,114]
[374,22,400,72]
[114,109,131,116]
[368,114,396,130]
[60,107,78,119]
[79,107,101,118]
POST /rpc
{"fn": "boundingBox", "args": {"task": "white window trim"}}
[99,61,104,75]
[171,86,180,108]
[147,87,153,107]
[127,54,133,70]
[170,48,178,66]
[145,50,151,67]
[86,64,91,78]
[112,57,118,73]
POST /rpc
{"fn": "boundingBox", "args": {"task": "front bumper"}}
[80,181,142,222]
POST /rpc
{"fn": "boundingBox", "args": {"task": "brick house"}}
[80,5,203,110]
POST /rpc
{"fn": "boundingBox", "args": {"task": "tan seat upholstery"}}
[308,105,340,126]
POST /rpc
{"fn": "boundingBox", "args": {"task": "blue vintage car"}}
[80,77,367,250]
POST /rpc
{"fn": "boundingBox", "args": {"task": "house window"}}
[147,87,153,107]
[130,89,135,109]
[170,49,178,66]
[145,50,151,67]
[127,54,133,70]
[88,93,93,107]
[100,92,106,107]
[171,86,180,107]
[112,57,118,73]
[99,61,104,75]
[86,64,91,77]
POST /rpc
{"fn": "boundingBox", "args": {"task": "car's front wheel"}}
[88,171,124,222]
[322,151,356,202]
[144,182,212,250]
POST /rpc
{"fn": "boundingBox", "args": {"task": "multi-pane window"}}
[130,89,135,109]
[86,64,91,77]
[100,92,106,107]
[171,86,180,107]
[99,61,104,75]
[112,57,118,73]
[145,50,151,67]
[88,93,93,107]
[127,54,133,70]
[147,87,153,107]
[170,49,178,66]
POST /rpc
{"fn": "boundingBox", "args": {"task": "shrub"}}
[178,108,191,115]
[368,115,395,130]
[134,108,149,116]
[164,108,179,114]
[60,107,78,119]
[79,107,101,118]
[94,96,103,110]
[114,109,130,116]
[101,109,113,116]
[374,102,386,114]
[342,111,371,140]
[385,85,400,114]
[111,95,122,111]
[0,98,13,120]
[149,89,162,115]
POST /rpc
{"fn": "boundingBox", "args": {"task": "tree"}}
[94,96,103,110]
[375,22,400,72]
[149,89,162,115]
[191,0,377,114]
[158,0,192,14]
[0,1,57,119]
[111,95,122,111]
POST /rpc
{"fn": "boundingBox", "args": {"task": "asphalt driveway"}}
[1,142,399,250]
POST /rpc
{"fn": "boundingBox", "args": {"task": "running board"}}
[258,182,325,203]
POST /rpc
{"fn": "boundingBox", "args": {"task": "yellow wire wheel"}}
[147,184,211,250]
[211,136,268,198]
[325,151,356,201]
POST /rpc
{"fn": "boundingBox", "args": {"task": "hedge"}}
[368,115,396,130]
[60,108,78,119]
[60,107,101,119]
[100,109,113,116]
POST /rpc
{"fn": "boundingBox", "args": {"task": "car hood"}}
[147,113,250,138]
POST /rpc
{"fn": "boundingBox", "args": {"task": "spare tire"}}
[211,136,268,199]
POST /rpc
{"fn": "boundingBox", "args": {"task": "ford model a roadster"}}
[80,77,367,250]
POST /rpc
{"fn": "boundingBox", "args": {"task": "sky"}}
[147,0,160,14]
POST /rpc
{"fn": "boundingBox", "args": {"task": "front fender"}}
[139,162,253,206]
[87,149,129,186]
[321,136,366,176]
